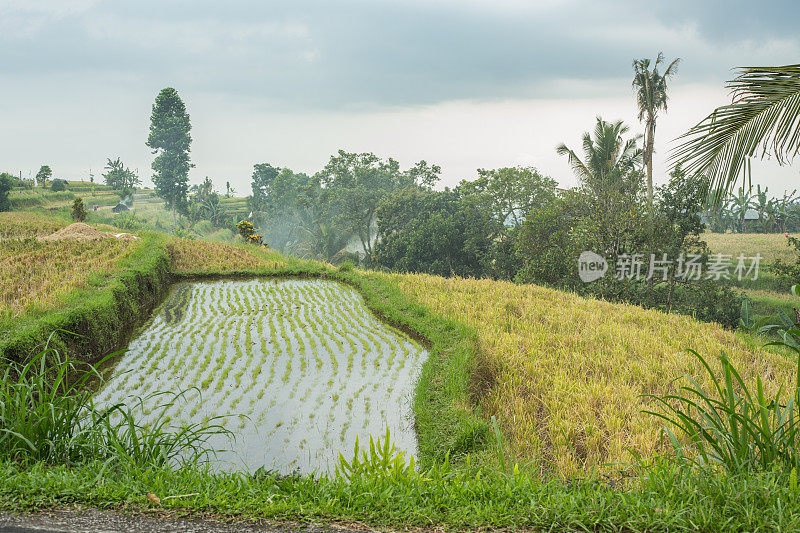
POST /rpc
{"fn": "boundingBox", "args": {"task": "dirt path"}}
[0,508,377,533]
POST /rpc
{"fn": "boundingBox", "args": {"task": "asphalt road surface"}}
[0,509,377,533]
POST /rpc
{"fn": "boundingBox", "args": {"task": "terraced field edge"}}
[0,232,173,365]
[3,233,489,469]
[173,264,491,468]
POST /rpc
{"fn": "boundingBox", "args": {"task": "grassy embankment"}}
[3,212,800,529]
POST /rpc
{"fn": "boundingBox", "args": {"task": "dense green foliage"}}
[147,88,193,214]
[50,178,67,192]
[518,121,744,326]
[0,173,12,212]
[71,197,87,222]
[373,188,498,277]
[704,185,800,233]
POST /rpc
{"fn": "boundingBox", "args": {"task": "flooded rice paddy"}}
[94,278,427,474]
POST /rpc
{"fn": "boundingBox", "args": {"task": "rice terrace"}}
[3,3,800,532]
[95,278,426,474]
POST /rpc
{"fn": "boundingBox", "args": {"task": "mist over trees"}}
[248,150,440,262]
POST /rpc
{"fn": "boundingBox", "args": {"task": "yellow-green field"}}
[1,238,138,318]
[0,211,67,239]
[703,231,799,314]
[166,238,288,274]
[703,231,799,264]
[385,273,793,477]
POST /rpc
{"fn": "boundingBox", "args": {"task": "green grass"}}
[0,231,172,364]
[0,346,230,469]
[5,459,800,531]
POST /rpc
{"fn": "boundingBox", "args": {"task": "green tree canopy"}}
[458,166,557,228]
[0,173,13,212]
[373,188,497,278]
[146,87,193,214]
[317,150,440,260]
[35,165,52,187]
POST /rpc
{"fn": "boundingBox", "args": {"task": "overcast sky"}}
[1,0,798,195]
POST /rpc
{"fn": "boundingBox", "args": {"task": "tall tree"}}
[557,118,645,257]
[146,88,193,216]
[0,173,13,212]
[35,165,52,188]
[632,53,680,206]
[672,64,800,203]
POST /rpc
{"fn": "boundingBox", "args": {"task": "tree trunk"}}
[646,118,655,207]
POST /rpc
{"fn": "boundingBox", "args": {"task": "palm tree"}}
[672,64,800,204]
[632,53,680,206]
[556,117,643,192]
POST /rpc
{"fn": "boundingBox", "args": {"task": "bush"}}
[51,179,68,192]
[515,199,582,288]
[112,212,145,230]
[0,173,13,212]
[646,343,800,475]
[72,197,87,222]
[236,220,255,240]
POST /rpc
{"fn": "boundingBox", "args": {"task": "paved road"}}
[0,509,374,533]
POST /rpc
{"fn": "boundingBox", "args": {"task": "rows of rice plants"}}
[0,236,138,319]
[94,278,428,474]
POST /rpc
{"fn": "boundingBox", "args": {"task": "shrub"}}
[112,211,145,230]
[51,179,68,192]
[246,233,265,246]
[72,197,87,222]
[0,173,13,212]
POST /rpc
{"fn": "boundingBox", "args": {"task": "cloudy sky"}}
[1,0,798,194]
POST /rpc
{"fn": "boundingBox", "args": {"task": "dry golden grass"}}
[0,237,138,317]
[386,273,796,477]
[703,232,800,264]
[0,212,67,239]
[167,238,288,274]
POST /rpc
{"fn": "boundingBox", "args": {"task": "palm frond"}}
[671,64,800,204]
[556,143,591,181]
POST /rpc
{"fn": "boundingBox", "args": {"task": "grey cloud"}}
[1,0,798,109]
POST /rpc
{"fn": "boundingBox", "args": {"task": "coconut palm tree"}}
[632,53,680,206]
[672,64,800,204]
[556,117,643,192]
